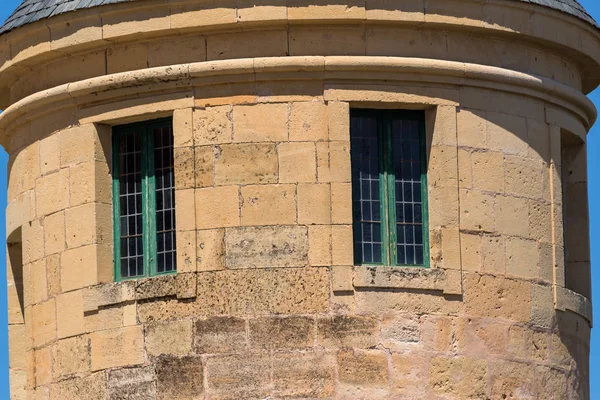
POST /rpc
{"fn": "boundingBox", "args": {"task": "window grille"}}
[112,119,176,280]
[350,110,429,267]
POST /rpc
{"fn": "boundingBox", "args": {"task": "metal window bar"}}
[154,126,177,274]
[118,132,144,278]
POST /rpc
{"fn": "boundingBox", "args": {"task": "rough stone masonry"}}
[0,0,598,398]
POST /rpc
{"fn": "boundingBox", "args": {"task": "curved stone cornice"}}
[0,0,599,105]
[0,56,594,148]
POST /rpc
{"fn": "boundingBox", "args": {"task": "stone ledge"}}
[555,286,593,326]
[1,56,594,149]
[353,266,462,296]
[83,273,197,312]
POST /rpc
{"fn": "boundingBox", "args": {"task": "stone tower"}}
[0,0,597,398]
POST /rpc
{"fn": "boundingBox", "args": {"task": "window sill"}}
[351,266,462,295]
[83,273,197,313]
[555,286,593,327]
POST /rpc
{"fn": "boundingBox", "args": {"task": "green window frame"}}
[112,118,177,281]
[350,109,429,267]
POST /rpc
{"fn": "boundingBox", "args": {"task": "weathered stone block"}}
[472,150,504,193]
[308,225,332,266]
[59,124,101,167]
[148,35,207,68]
[240,184,296,225]
[278,142,317,183]
[50,372,107,400]
[56,290,84,339]
[156,356,204,400]
[85,307,123,334]
[65,203,112,249]
[290,102,328,141]
[507,325,548,361]
[196,229,225,271]
[140,268,329,321]
[61,244,112,292]
[456,318,507,357]
[318,315,379,349]
[529,200,552,243]
[482,234,505,274]
[39,134,60,176]
[487,112,529,156]
[331,225,353,265]
[205,354,271,400]
[233,103,288,142]
[328,101,350,141]
[195,186,240,229]
[44,211,65,256]
[52,336,89,378]
[175,189,195,232]
[356,290,461,315]
[7,324,26,370]
[329,141,352,182]
[506,237,539,279]
[146,319,193,358]
[69,161,111,207]
[34,346,52,386]
[194,145,214,188]
[176,230,196,273]
[272,351,336,398]
[391,352,429,397]
[459,189,495,232]
[464,274,530,322]
[430,356,487,397]
[290,26,366,56]
[249,316,314,349]
[195,316,247,354]
[108,366,156,400]
[460,232,481,272]
[381,314,420,350]
[331,182,352,224]
[428,146,458,188]
[496,195,529,237]
[504,155,545,199]
[31,258,47,305]
[457,108,486,149]
[174,147,195,189]
[214,143,277,185]
[297,183,331,224]
[32,299,56,348]
[90,326,144,371]
[22,219,44,265]
[174,108,194,148]
[207,29,288,60]
[488,360,536,399]
[338,349,388,386]
[225,226,308,268]
[332,265,353,292]
[421,315,455,352]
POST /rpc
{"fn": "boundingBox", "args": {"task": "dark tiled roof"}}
[0,0,597,35]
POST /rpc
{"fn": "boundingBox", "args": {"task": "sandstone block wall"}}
[4,94,591,399]
[0,0,596,399]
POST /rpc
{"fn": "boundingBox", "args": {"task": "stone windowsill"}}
[351,266,462,296]
[83,273,197,313]
[555,286,593,326]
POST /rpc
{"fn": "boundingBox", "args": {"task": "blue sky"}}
[0,0,600,398]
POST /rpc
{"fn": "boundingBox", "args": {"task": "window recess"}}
[112,118,176,281]
[350,109,429,267]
